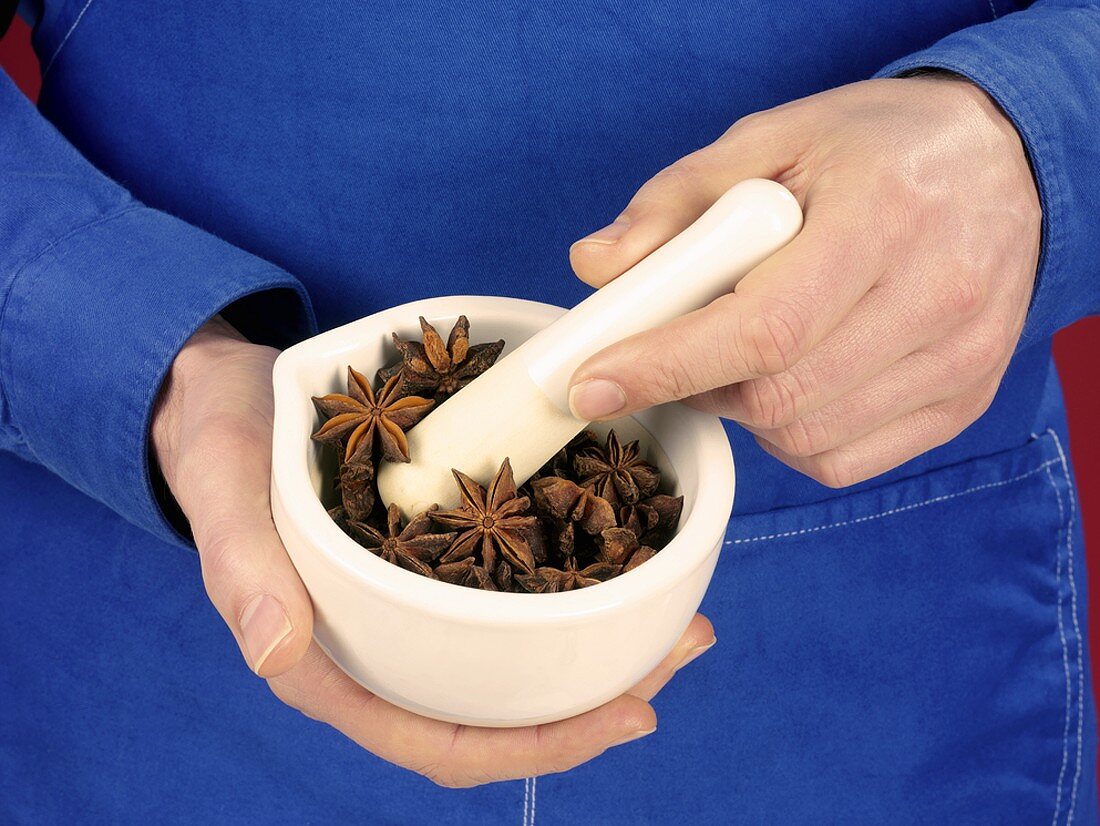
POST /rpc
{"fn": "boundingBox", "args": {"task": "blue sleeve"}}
[874,0,1100,345]
[0,71,316,545]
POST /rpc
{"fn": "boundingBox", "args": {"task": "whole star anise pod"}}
[433,458,539,574]
[311,368,434,463]
[619,493,684,541]
[517,557,622,593]
[597,527,658,574]
[381,316,504,398]
[574,429,660,508]
[339,456,375,522]
[349,504,455,578]
[435,557,497,591]
[530,476,616,535]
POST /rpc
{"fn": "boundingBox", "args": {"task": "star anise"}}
[433,458,539,574]
[349,504,455,578]
[381,316,504,398]
[531,476,616,535]
[574,429,660,507]
[535,429,600,480]
[339,456,375,521]
[311,367,434,463]
[517,557,622,593]
[619,493,684,541]
[598,527,657,574]
[435,557,497,591]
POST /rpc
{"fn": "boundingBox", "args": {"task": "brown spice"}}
[310,316,683,593]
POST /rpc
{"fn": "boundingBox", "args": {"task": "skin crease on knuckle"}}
[734,293,814,378]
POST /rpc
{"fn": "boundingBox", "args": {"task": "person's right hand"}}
[150,315,716,787]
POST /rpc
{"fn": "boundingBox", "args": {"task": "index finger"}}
[268,643,656,788]
[569,193,882,419]
[267,612,714,788]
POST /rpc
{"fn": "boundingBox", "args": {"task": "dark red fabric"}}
[3,8,1097,772]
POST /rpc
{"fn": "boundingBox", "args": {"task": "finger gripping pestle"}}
[377,178,804,516]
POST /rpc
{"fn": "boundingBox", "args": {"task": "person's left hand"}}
[568,76,1040,487]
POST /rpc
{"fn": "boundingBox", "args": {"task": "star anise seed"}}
[349,503,455,577]
[383,316,504,398]
[598,527,640,566]
[622,546,657,574]
[312,368,434,463]
[339,457,375,522]
[435,557,497,591]
[573,429,660,508]
[530,476,617,535]
[517,557,622,593]
[433,458,539,574]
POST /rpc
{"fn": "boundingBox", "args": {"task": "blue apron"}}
[1,1,1096,822]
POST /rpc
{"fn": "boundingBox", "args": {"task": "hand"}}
[151,316,716,787]
[568,76,1040,487]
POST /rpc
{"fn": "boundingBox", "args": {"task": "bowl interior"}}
[272,296,734,621]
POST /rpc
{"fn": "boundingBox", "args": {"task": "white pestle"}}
[377,178,804,516]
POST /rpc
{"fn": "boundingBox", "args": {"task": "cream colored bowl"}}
[270,296,734,727]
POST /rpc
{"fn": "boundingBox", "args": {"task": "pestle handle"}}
[523,178,803,411]
[377,179,803,515]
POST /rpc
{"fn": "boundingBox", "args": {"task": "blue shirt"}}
[1,2,1098,823]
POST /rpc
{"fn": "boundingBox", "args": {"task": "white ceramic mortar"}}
[271,295,734,726]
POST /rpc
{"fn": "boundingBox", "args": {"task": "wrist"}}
[151,315,249,491]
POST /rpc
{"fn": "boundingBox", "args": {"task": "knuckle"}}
[967,332,1005,374]
[868,169,925,248]
[197,526,249,588]
[810,451,863,489]
[943,332,1004,380]
[737,297,812,376]
[776,416,834,458]
[941,270,989,320]
[724,110,769,140]
[741,372,803,429]
[643,355,699,402]
[645,154,708,199]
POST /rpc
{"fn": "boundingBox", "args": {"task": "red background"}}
[4,9,1099,750]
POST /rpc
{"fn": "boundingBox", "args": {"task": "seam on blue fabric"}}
[522,777,530,826]
[1049,428,1084,824]
[1041,459,1072,826]
[987,0,998,20]
[531,776,537,825]
[41,0,98,78]
[0,204,142,458]
[724,458,1060,545]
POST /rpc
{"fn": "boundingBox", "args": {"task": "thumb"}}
[569,118,793,288]
[189,476,315,678]
[162,344,315,679]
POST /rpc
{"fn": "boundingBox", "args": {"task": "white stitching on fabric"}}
[42,0,98,78]
[988,0,999,20]
[1042,460,1072,826]
[724,459,1060,545]
[522,777,530,826]
[1049,429,1084,825]
[531,776,537,825]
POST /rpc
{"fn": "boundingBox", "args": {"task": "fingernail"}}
[580,217,630,245]
[676,636,717,671]
[569,379,627,421]
[611,727,656,748]
[240,594,292,674]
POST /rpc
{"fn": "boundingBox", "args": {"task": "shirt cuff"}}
[0,204,316,546]
[873,4,1100,343]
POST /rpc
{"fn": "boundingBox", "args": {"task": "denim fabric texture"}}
[1,1,1098,822]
